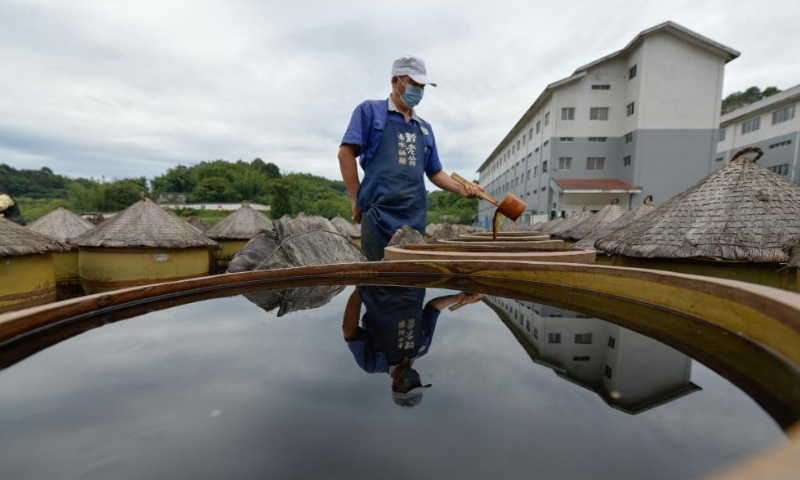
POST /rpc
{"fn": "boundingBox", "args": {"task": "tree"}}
[722,86,782,114]
[104,179,147,211]
[269,177,295,218]
[152,165,196,194]
[192,177,240,202]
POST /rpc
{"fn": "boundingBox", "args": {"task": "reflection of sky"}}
[0,287,784,480]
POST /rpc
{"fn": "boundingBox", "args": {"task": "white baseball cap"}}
[392,55,437,87]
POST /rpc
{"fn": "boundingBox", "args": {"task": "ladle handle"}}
[450,173,500,206]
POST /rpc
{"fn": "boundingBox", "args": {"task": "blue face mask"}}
[398,80,424,109]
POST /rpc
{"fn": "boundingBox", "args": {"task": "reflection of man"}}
[342,286,482,407]
[0,194,26,226]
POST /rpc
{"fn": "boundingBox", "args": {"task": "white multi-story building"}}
[476,21,739,228]
[487,296,700,414]
[715,84,800,181]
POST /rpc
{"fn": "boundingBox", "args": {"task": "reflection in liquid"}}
[342,286,482,407]
[0,285,785,480]
[486,295,701,414]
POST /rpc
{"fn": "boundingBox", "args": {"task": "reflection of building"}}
[487,296,700,414]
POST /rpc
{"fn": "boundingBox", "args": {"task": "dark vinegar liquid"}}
[492,208,503,241]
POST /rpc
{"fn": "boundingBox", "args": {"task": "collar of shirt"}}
[387,96,421,123]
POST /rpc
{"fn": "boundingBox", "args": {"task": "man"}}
[338,55,483,261]
[0,193,26,226]
[342,286,483,407]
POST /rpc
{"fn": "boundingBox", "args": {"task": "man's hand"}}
[459,182,485,199]
[352,201,362,224]
[455,292,483,305]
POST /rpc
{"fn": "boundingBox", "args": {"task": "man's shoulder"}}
[355,99,389,114]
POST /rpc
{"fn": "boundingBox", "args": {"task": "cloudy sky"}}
[1,0,798,187]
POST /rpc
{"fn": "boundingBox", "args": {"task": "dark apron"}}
[358,116,427,260]
[360,286,427,365]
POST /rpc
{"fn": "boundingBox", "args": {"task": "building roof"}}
[74,196,217,249]
[551,178,643,193]
[719,83,800,126]
[596,147,800,262]
[477,21,740,173]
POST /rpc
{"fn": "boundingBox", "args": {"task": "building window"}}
[773,105,796,124]
[626,102,635,116]
[536,121,541,133]
[512,145,515,154]
[522,136,526,145]
[562,107,575,120]
[768,164,790,176]
[624,132,633,144]
[526,320,530,332]
[623,155,632,167]
[590,107,609,120]
[607,336,616,349]
[533,327,538,339]
[517,140,521,150]
[558,157,572,170]
[572,356,591,362]
[591,84,610,90]
[770,140,792,149]
[527,170,531,181]
[588,137,607,142]
[545,111,550,126]
[605,365,613,379]
[715,157,724,162]
[560,137,573,143]
[534,166,538,177]
[535,147,539,153]
[718,129,726,142]
[542,160,548,173]
[543,140,549,147]
[575,333,593,344]
[587,157,605,170]
[742,118,761,134]
[629,64,637,79]
[548,332,561,344]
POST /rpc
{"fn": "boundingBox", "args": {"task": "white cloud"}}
[0,0,798,184]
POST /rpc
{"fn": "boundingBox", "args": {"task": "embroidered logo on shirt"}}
[420,126,429,136]
[397,318,416,350]
[397,132,417,167]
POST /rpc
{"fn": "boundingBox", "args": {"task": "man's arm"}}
[342,288,363,341]
[427,170,484,198]
[338,144,362,223]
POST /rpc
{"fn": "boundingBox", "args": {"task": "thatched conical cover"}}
[331,216,361,238]
[572,197,657,250]
[596,147,800,262]
[536,217,566,234]
[562,200,626,241]
[204,202,273,241]
[74,197,216,249]
[0,217,64,257]
[187,217,208,232]
[28,206,94,245]
[551,210,594,238]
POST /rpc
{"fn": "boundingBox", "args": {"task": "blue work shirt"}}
[341,98,443,175]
